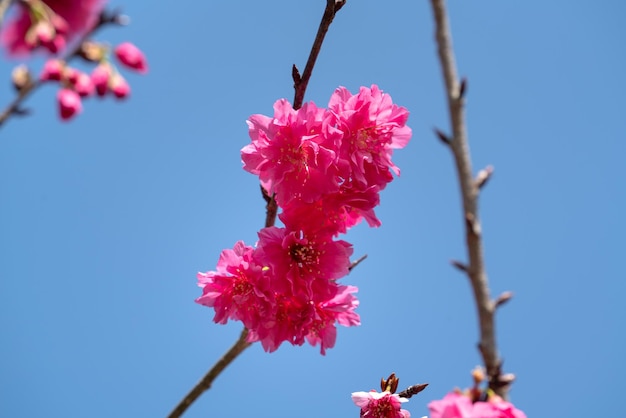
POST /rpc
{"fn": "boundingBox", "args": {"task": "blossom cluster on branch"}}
[196,85,411,355]
[1,0,147,122]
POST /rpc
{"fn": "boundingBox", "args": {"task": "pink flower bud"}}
[34,21,54,44]
[91,64,111,97]
[40,59,64,81]
[57,88,82,121]
[51,14,69,35]
[74,72,94,97]
[63,67,79,84]
[114,42,148,73]
[110,73,130,99]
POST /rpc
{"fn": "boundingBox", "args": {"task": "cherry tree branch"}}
[429,0,512,398]
[167,328,252,418]
[0,9,124,129]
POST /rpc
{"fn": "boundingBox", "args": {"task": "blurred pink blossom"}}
[428,393,526,418]
[114,42,148,73]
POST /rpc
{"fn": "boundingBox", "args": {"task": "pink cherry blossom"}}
[255,226,353,286]
[195,241,266,327]
[428,393,526,418]
[114,42,148,73]
[1,0,105,56]
[57,88,81,120]
[242,99,341,206]
[279,185,382,237]
[328,85,412,191]
[352,391,410,418]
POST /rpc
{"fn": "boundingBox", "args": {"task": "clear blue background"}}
[1,1,624,417]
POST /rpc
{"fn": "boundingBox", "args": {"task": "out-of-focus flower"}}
[114,42,148,73]
[57,88,81,120]
[90,63,111,96]
[109,73,130,99]
[352,391,411,418]
[73,71,94,97]
[40,59,64,81]
[1,0,105,56]
[428,392,526,418]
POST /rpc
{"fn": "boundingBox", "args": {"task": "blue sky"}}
[1,1,624,417]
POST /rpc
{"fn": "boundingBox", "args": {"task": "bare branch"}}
[167,328,252,418]
[429,0,510,398]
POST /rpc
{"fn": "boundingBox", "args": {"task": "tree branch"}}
[429,0,511,398]
[167,328,252,418]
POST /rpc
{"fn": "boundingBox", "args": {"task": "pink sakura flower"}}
[328,85,412,191]
[195,241,265,327]
[57,88,81,120]
[242,99,341,206]
[196,238,360,355]
[279,185,382,237]
[428,392,527,418]
[1,0,105,56]
[255,226,353,287]
[352,391,411,418]
[114,42,148,73]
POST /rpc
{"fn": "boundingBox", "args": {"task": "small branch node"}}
[349,254,367,271]
[475,165,494,189]
[434,127,452,146]
[458,77,468,99]
[334,0,347,12]
[450,259,468,272]
[292,64,301,86]
[464,213,481,236]
[494,291,513,308]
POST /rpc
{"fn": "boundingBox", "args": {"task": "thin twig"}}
[292,0,345,110]
[429,0,510,398]
[167,328,252,418]
[0,9,121,129]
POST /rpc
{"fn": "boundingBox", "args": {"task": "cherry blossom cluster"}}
[196,85,411,355]
[40,42,148,120]
[1,0,148,121]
